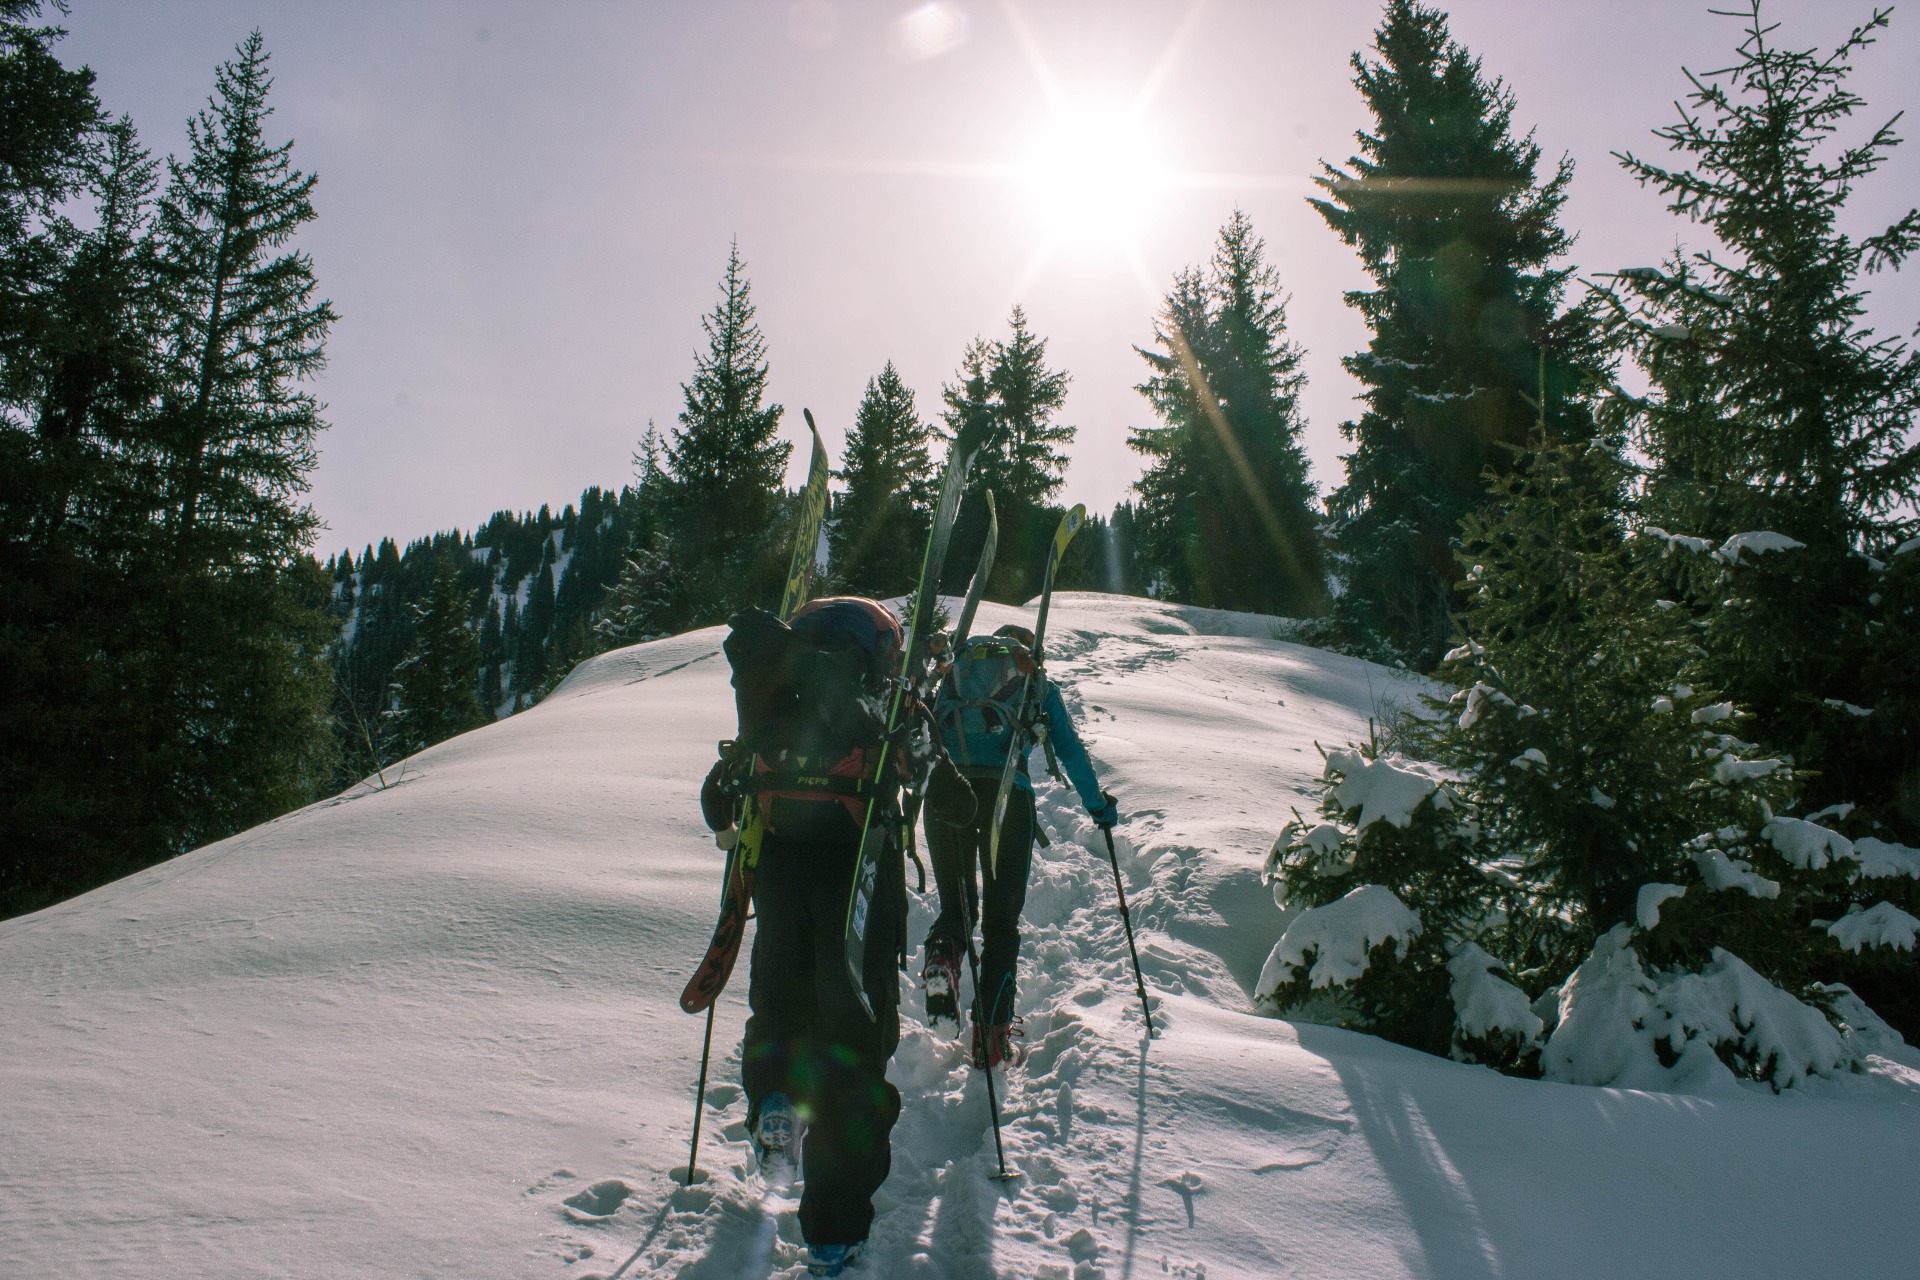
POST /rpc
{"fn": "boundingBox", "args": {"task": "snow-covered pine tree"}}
[1313,0,1594,668]
[1591,0,1920,1035]
[1593,1,1919,831]
[385,569,486,758]
[1132,210,1324,616]
[1260,429,1913,1090]
[829,361,935,598]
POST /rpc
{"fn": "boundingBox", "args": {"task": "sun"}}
[1016,98,1169,250]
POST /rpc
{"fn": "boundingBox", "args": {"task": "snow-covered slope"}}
[4,594,1917,1279]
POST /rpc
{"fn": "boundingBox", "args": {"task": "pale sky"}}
[55,1,1920,558]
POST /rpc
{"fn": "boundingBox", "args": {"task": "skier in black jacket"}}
[700,596,968,1278]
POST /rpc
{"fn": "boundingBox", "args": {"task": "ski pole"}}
[1099,804,1154,1037]
[684,1001,717,1184]
[683,832,741,1185]
[961,910,1017,1182]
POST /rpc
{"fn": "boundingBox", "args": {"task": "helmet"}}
[993,623,1035,649]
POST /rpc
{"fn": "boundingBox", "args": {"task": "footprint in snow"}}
[561,1179,634,1222]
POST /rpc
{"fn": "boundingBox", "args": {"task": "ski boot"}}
[753,1092,801,1185]
[806,1241,864,1277]
[922,935,962,1031]
[970,1015,1027,1070]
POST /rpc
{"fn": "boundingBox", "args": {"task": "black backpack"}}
[722,597,903,763]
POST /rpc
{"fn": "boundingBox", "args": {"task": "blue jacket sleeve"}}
[1042,680,1104,812]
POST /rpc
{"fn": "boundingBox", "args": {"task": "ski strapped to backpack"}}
[952,490,997,649]
[840,436,980,1019]
[680,412,831,1017]
[986,504,1086,875]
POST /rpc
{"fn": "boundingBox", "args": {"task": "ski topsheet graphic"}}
[679,411,831,1016]
[988,503,1085,876]
[840,437,979,1018]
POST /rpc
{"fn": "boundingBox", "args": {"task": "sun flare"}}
[1016,99,1168,249]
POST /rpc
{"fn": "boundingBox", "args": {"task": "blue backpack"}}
[934,633,1041,775]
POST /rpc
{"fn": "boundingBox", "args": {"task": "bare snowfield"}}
[4,593,1917,1279]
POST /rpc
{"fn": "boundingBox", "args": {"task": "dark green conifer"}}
[1133,211,1325,615]
[830,360,935,597]
[943,309,1075,601]
[385,569,486,757]
[1594,1,1919,833]
[598,246,790,637]
[140,30,338,852]
[1592,0,1920,1034]
[1313,0,1591,667]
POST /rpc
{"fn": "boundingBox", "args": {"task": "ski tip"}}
[804,406,816,431]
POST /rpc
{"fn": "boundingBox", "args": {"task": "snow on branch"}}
[1850,838,1920,880]
[1763,815,1854,870]
[1542,927,1854,1093]
[1324,750,1447,830]
[1827,902,1920,953]
[1257,885,1421,995]
[1644,526,1715,555]
[1447,942,1543,1050]
[1717,531,1806,563]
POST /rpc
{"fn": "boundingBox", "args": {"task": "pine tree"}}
[1593,1,1919,834]
[385,568,486,757]
[1263,435,1860,1084]
[942,308,1075,601]
[0,0,100,360]
[830,361,935,597]
[1133,211,1325,615]
[1591,0,1920,1036]
[596,422,680,648]
[1313,0,1591,667]
[139,31,338,854]
[598,246,790,637]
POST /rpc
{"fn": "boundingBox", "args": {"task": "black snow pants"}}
[742,798,903,1248]
[924,774,1035,1026]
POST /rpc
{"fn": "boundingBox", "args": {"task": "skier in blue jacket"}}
[920,623,1117,1067]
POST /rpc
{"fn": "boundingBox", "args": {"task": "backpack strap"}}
[745,771,877,800]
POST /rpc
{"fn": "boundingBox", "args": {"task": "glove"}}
[926,754,977,828]
[700,759,734,832]
[1090,792,1120,829]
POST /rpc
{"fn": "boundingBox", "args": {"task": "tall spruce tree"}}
[600,244,790,638]
[1133,211,1325,614]
[942,307,1075,600]
[1592,1,1920,1035]
[0,3,132,918]
[1594,1,1919,834]
[138,30,338,856]
[1314,0,1591,667]
[830,360,935,597]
